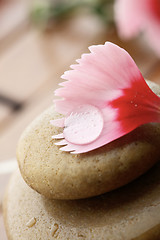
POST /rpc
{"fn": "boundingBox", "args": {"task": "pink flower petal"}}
[50,118,64,127]
[145,22,160,56]
[52,133,64,139]
[114,0,147,38]
[114,0,160,56]
[51,42,160,154]
[55,42,143,115]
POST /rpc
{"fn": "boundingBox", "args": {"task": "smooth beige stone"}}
[16,81,160,200]
[3,164,160,240]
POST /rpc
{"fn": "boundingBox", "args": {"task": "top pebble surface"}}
[17,81,160,200]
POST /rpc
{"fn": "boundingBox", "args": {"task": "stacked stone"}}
[3,81,160,240]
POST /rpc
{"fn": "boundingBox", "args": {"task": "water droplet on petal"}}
[64,105,104,145]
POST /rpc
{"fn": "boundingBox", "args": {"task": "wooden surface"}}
[0,1,160,239]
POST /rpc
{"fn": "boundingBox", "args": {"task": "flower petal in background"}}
[51,42,160,154]
[114,0,160,56]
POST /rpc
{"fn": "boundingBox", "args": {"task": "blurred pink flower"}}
[114,0,160,56]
